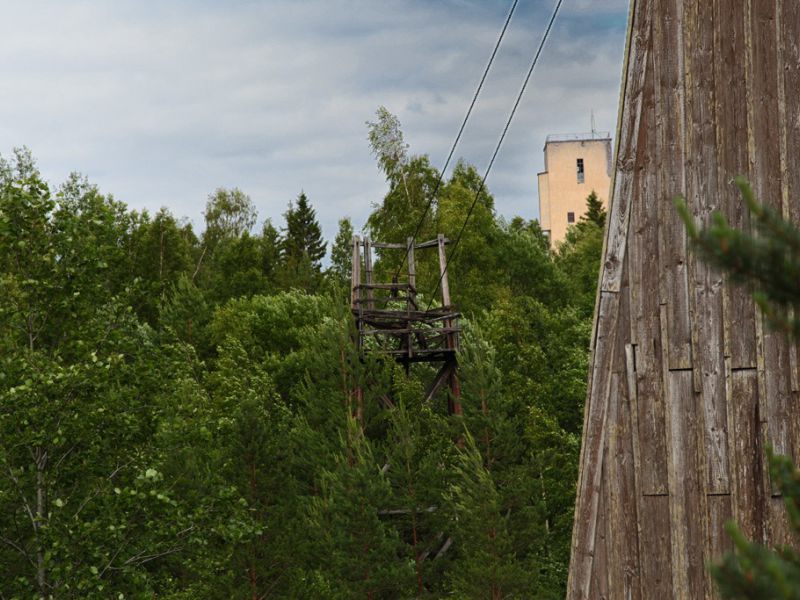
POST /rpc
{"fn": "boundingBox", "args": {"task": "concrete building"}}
[537,133,612,244]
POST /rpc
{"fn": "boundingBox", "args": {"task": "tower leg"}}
[447,360,462,416]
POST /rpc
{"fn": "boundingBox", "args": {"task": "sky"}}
[0,0,629,245]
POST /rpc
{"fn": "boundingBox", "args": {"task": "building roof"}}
[544,132,611,144]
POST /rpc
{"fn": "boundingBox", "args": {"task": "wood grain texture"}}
[729,369,765,544]
[684,0,729,494]
[567,0,800,595]
[653,0,692,370]
[638,495,674,598]
[665,369,706,598]
[629,44,669,494]
[606,273,642,600]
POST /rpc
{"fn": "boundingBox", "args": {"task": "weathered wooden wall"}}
[567,0,800,597]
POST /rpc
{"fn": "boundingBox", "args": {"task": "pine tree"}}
[329,217,354,283]
[281,192,326,268]
[260,218,281,281]
[581,190,606,228]
[678,178,800,598]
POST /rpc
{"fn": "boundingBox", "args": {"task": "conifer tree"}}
[281,192,326,268]
[447,434,529,599]
[581,190,606,228]
[260,218,281,281]
[329,216,354,283]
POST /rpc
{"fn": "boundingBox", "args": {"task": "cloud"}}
[0,0,628,244]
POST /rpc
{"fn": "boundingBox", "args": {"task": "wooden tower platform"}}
[351,234,462,413]
[568,0,800,597]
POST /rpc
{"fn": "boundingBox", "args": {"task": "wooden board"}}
[729,368,766,544]
[714,0,757,369]
[653,0,692,369]
[665,370,705,598]
[629,42,669,495]
[683,0,729,494]
[567,0,800,596]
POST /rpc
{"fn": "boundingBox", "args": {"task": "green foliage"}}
[555,191,607,318]
[202,187,257,251]
[366,106,410,182]
[678,177,800,337]
[582,189,606,228]
[278,192,326,292]
[281,192,326,264]
[0,138,603,598]
[328,216,354,284]
[711,451,800,599]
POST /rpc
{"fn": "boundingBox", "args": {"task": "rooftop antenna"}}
[591,109,597,137]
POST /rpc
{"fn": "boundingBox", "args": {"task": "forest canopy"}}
[0,122,603,598]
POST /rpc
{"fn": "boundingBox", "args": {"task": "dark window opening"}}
[567,212,575,223]
[577,158,585,183]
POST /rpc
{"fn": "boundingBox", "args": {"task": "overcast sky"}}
[0,0,628,244]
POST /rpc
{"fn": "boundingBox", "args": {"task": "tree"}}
[197,187,258,283]
[581,190,606,228]
[261,218,281,282]
[366,106,410,183]
[447,435,530,600]
[307,420,415,599]
[278,192,326,291]
[281,192,326,266]
[677,178,800,598]
[0,152,239,597]
[328,216,354,284]
[365,108,440,256]
[203,187,257,244]
[128,207,196,323]
[555,191,606,319]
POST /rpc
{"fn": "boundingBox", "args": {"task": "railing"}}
[546,131,611,143]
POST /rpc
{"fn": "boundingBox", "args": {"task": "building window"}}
[577,158,585,183]
[567,212,575,223]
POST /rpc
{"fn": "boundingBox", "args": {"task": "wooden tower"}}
[568,0,800,597]
[350,235,462,414]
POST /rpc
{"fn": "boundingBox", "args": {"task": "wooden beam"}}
[351,236,361,310]
[437,234,451,308]
[364,237,374,311]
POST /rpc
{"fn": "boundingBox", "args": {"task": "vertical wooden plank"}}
[406,237,416,302]
[605,263,641,600]
[767,495,794,551]
[684,0,730,494]
[606,373,642,600]
[629,34,669,495]
[714,0,757,369]
[638,496,674,598]
[665,369,706,599]
[407,237,416,357]
[778,0,800,395]
[706,495,734,599]
[436,234,451,308]
[763,335,794,461]
[653,0,692,369]
[599,0,652,295]
[728,369,766,544]
[590,480,610,600]
[780,0,800,404]
[781,1,800,228]
[351,236,361,309]
[748,0,781,213]
[746,0,798,471]
[363,238,374,311]
[569,291,620,599]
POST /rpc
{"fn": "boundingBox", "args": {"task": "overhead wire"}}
[426,0,565,310]
[392,0,520,280]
